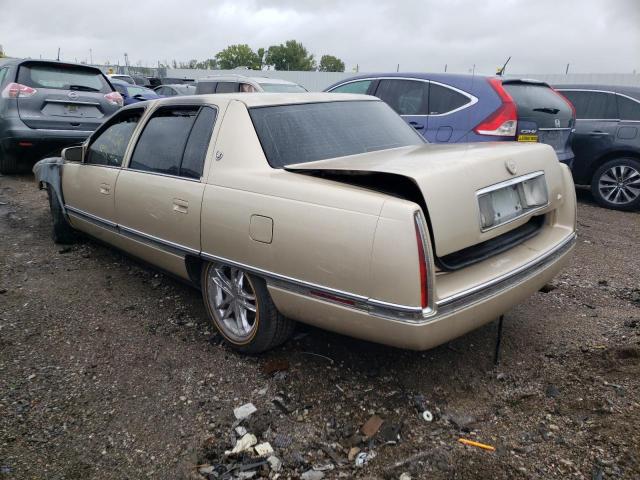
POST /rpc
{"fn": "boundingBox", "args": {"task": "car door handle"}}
[172,198,189,214]
[99,183,111,195]
[589,131,610,136]
[409,121,424,130]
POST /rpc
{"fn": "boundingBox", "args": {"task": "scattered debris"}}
[360,414,384,438]
[545,384,560,399]
[235,426,247,437]
[272,433,293,449]
[422,410,433,422]
[267,455,282,472]
[234,403,257,420]
[539,283,557,293]
[379,421,402,444]
[254,442,273,457]
[458,438,495,451]
[227,433,258,455]
[355,450,377,467]
[348,447,361,461]
[399,473,412,480]
[300,351,335,364]
[312,463,334,471]
[300,469,325,480]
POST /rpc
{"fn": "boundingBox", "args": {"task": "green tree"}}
[215,44,260,70]
[265,40,316,71]
[318,54,345,72]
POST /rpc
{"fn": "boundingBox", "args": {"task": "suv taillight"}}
[2,82,37,98]
[474,78,517,137]
[104,91,123,107]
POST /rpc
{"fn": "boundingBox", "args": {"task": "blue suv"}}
[326,73,575,165]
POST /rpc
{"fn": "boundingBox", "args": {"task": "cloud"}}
[0,0,637,74]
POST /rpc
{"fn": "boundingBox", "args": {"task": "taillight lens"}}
[104,91,123,107]
[474,78,517,137]
[414,213,429,309]
[1,82,37,98]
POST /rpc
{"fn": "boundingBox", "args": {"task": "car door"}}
[425,82,475,143]
[372,79,429,134]
[615,93,640,145]
[559,90,618,184]
[114,103,218,276]
[62,108,144,243]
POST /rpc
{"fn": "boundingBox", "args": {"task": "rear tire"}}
[591,158,640,211]
[47,186,76,244]
[201,262,294,354]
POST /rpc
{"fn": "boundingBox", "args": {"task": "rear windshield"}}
[249,100,425,168]
[18,64,111,93]
[259,83,307,93]
[503,83,572,119]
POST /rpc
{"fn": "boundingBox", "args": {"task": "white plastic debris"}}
[355,450,377,468]
[234,403,257,420]
[235,426,248,436]
[422,410,433,422]
[226,433,257,455]
[300,470,324,480]
[199,465,215,475]
[254,442,274,456]
[267,455,282,472]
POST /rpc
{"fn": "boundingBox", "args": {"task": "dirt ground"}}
[1,173,639,480]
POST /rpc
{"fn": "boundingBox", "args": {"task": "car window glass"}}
[129,106,199,177]
[215,82,239,93]
[181,107,217,179]
[616,95,640,121]
[330,80,372,94]
[428,83,470,114]
[560,91,617,119]
[18,64,111,93]
[113,84,127,96]
[86,110,142,167]
[0,68,7,86]
[156,87,166,95]
[375,79,429,115]
[196,81,216,94]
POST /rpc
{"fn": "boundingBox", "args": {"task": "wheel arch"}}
[585,149,640,184]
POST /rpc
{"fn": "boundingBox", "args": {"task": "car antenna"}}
[497,56,511,76]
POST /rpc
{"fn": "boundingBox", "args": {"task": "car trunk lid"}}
[286,142,566,257]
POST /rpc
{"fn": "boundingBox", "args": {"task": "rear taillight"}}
[1,82,37,98]
[414,213,429,309]
[552,88,576,121]
[474,77,517,137]
[104,91,123,107]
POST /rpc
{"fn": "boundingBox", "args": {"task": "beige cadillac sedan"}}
[35,93,576,353]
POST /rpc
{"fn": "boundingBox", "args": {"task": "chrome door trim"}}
[119,224,200,256]
[65,204,118,230]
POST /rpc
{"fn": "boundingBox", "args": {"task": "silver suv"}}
[195,74,307,95]
[0,59,123,173]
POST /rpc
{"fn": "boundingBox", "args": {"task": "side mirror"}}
[62,145,84,163]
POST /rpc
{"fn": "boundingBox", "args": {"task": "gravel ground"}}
[1,173,639,480]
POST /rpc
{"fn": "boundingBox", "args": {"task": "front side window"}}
[129,106,217,179]
[86,110,143,167]
[250,100,424,168]
[560,90,617,119]
[330,80,372,94]
[428,83,470,115]
[375,79,429,115]
[196,81,217,94]
[616,95,640,121]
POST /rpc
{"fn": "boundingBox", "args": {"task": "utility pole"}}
[396,63,400,72]
[565,63,570,75]
[89,48,93,64]
[444,64,447,72]
[57,47,60,61]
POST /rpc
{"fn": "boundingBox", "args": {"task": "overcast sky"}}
[1,0,638,74]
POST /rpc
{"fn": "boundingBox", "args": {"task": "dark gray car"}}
[556,84,640,210]
[0,59,123,173]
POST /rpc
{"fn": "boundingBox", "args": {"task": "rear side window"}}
[428,83,470,114]
[18,64,111,93]
[616,95,640,121]
[216,82,240,93]
[0,67,8,86]
[249,100,424,168]
[86,110,142,167]
[375,79,429,115]
[560,90,617,119]
[504,83,573,119]
[129,106,216,179]
[196,81,217,94]
[330,80,372,94]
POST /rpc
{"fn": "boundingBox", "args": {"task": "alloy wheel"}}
[598,164,640,205]
[206,264,258,342]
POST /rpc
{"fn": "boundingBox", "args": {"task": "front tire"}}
[201,262,294,353]
[591,158,640,211]
[0,149,19,174]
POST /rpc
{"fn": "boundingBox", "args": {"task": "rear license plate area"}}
[517,134,538,142]
[477,172,548,231]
